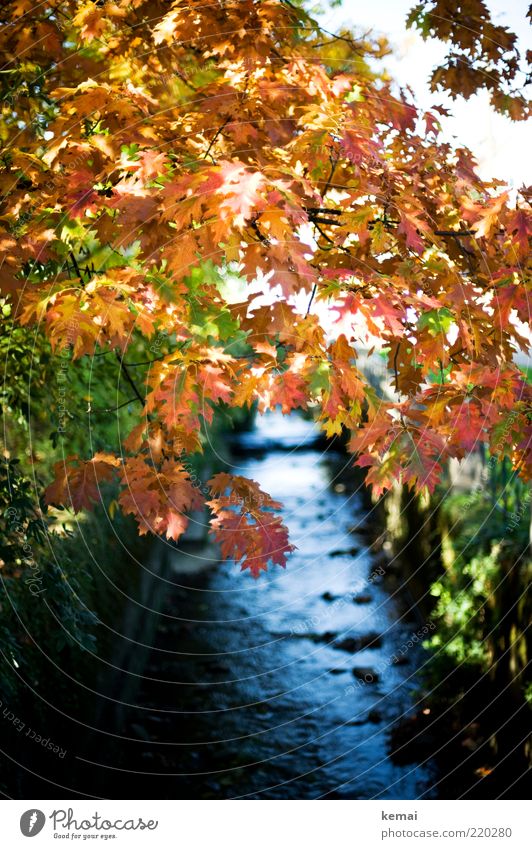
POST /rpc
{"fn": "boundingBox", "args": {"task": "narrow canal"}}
[109,411,438,799]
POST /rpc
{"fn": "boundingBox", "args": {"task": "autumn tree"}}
[407,0,531,119]
[1,0,530,576]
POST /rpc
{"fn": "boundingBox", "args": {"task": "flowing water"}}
[107,411,438,799]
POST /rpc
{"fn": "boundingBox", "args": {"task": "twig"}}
[312,220,335,245]
[115,351,145,406]
[393,343,401,394]
[123,355,166,367]
[321,154,338,197]
[313,26,370,52]
[203,118,230,161]
[91,397,139,413]
[69,251,84,281]
[306,283,317,315]
[435,229,475,237]
[311,216,343,227]
[306,207,343,216]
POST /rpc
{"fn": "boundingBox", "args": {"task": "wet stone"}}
[367,709,382,723]
[312,631,337,643]
[352,667,380,683]
[334,632,383,652]
[321,591,337,602]
[329,546,360,557]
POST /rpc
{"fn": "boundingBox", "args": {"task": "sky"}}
[318,0,531,188]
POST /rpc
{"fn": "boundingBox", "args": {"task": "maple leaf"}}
[257,208,292,241]
[215,161,266,225]
[506,208,530,258]
[119,457,203,541]
[398,212,426,254]
[270,369,308,414]
[349,408,398,456]
[399,431,445,494]
[341,131,380,166]
[196,364,233,406]
[72,2,107,42]
[147,366,200,431]
[0,234,22,298]
[45,454,120,513]
[152,10,179,45]
[356,451,401,498]
[370,296,405,337]
[207,473,294,577]
[465,193,508,239]
[135,150,170,181]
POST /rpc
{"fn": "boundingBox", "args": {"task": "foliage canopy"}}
[1,0,530,575]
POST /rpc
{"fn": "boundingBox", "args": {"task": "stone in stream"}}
[334,632,382,652]
[321,591,337,602]
[307,630,337,643]
[328,668,348,675]
[353,594,372,604]
[276,630,338,642]
[329,546,360,558]
[367,709,382,723]
[352,667,380,683]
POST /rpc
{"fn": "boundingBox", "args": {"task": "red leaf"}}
[45,453,119,513]
[207,474,294,577]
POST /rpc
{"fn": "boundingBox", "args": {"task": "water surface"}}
[116,412,437,799]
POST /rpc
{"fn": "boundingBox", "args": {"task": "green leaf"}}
[418,307,454,336]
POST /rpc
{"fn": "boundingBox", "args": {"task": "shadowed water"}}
[113,412,438,799]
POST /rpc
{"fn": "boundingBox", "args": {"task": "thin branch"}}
[115,351,145,406]
[308,211,477,239]
[393,343,401,394]
[321,155,338,197]
[306,283,318,316]
[307,207,343,216]
[203,118,230,161]
[69,251,84,281]
[124,340,189,367]
[312,26,370,53]
[250,217,270,245]
[91,397,139,413]
[271,46,288,64]
[312,220,335,245]
[174,70,198,92]
[434,229,475,237]
[123,355,166,367]
[451,234,477,269]
[312,216,343,227]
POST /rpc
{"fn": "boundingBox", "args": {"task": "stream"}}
[110,411,438,799]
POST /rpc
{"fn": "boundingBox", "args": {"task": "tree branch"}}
[306,283,318,315]
[123,355,165,367]
[91,397,140,413]
[203,118,230,161]
[115,351,145,406]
